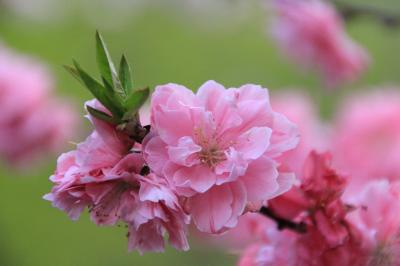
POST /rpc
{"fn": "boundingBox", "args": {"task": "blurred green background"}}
[0,0,399,265]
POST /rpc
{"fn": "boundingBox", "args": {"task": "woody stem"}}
[259,206,307,234]
[332,0,400,28]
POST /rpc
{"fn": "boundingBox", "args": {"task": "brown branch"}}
[259,206,307,233]
[331,0,400,28]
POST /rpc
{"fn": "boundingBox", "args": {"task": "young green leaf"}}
[122,87,150,120]
[101,77,125,113]
[95,31,124,97]
[119,54,133,95]
[73,60,123,118]
[63,65,84,85]
[86,105,118,125]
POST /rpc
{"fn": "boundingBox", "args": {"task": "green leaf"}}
[86,105,118,125]
[101,76,125,112]
[119,54,133,95]
[63,65,83,85]
[95,31,124,97]
[73,60,123,118]
[101,76,122,101]
[122,87,150,120]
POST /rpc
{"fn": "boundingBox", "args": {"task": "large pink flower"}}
[45,100,189,254]
[333,89,400,185]
[0,44,76,165]
[143,81,299,233]
[271,0,369,87]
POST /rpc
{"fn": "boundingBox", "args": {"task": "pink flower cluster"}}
[42,2,398,261]
[45,81,299,253]
[270,0,369,87]
[187,89,400,265]
[238,151,400,266]
[0,45,76,166]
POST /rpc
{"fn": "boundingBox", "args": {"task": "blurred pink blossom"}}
[271,0,369,87]
[347,179,400,266]
[194,212,271,252]
[45,100,189,254]
[143,81,299,234]
[238,213,365,266]
[271,91,327,177]
[333,89,400,186]
[0,45,76,166]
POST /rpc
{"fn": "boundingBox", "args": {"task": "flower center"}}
[368,244,395,266]
[194,126,227,168]
[198,145,226,169]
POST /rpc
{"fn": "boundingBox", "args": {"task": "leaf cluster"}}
[65,31,149,127]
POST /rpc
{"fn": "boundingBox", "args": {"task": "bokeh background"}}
[0,0,399,265]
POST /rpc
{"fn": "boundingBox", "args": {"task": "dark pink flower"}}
[270,151,352,247]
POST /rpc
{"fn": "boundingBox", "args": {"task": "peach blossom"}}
[144,81,299,233]
[271,0,369,87]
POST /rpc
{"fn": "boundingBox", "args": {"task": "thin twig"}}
[331,0,400,28]
[259,206,307,233]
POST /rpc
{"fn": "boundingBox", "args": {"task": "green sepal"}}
[72,60,123,118]
[122,87,150,121]
[119,54,133,95]
[86,105,119,125]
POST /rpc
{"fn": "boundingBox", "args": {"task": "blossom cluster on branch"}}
[44,31,301,254]
[42,0,400,263]
[195,90,400,265]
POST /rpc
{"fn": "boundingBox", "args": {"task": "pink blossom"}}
[300,151,351,249]
[237,227,298,266]
[271,91,326,177]
[139,103,151,126]
[195,92,327,250]
[195,212,271,252]
[238,179,400,266]
[0,45,76,165]
[237,155,400,265]
[294,225,365,266]
[238,243,288,266]
[45,100,189,254]
[270,151,352,248]
[333,89,400,185]
[347,179,400,266]
[144,81,299,234]
[238,212,365,266]
[271,0,369,87]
